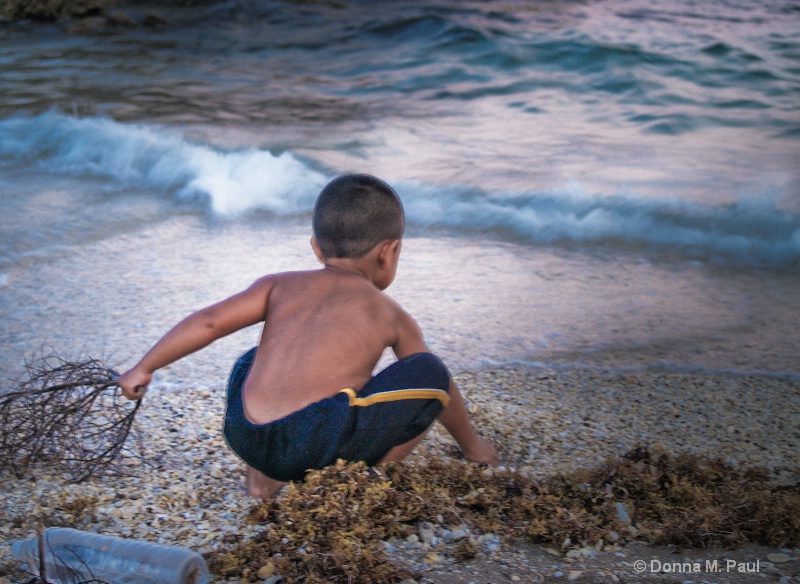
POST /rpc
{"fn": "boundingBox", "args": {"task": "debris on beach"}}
[2,365,798,582]
[206,449,800,583]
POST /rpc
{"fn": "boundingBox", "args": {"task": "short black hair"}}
[312,174,404,258]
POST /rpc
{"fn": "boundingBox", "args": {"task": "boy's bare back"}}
[243,266,424,425]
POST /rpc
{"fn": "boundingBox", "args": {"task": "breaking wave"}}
[1,111,797,267]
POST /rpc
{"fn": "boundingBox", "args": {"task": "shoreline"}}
[1,362,798,582]
[2,214,800,385]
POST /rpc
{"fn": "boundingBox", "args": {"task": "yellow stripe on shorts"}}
[339,387,450,408]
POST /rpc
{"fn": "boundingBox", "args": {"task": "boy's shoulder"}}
[259,269,317,282]
[252,269,325,288]
[255,269,398,306]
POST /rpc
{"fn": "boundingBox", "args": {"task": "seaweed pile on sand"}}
[206,447,800,583]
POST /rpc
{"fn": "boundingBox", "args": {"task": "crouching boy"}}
[119,174,498,498]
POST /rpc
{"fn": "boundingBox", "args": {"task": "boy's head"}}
[312,174,404,259]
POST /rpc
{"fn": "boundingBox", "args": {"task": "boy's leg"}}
[378,380,498,466]
[340,353,449,467]
[246,464,286,499]
[378,428,430,464]
[437,379,499,465]
[360,353,497,466]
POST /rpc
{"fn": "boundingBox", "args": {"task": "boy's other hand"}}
[117,367,151,401]
[463,439,500,467]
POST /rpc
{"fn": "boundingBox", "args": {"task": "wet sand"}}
[2,214,799,381]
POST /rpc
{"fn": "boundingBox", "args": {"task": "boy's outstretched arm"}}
[118,277,273,400]
[393,309,499,466]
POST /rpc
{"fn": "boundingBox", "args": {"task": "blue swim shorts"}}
[223,348,451,482]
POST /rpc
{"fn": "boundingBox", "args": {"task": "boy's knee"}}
[409,352,451,391]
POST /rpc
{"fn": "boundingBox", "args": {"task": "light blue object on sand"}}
[12,527,209,584]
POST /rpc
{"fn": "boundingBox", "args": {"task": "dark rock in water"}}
[63,0,109,17]
[0,0,174,25]
[106,11,138,26]
[68,13,143,34]
[129,0,214,5]
[142,13,168,27]
[4,0,165,33]
[1,0,60,20]
[1,0,110,20]
[67,15,108,33]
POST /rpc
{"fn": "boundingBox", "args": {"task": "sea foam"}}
[1,111,798,267]
[398,181,800,267]
[0,110,327,216]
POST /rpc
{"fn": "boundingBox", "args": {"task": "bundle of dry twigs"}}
[0,352,142,483]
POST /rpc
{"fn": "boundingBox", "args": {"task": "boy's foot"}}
[463,439,500,467]
[246,465,287,500]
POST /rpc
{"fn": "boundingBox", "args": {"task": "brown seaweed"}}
[206,448,799,583]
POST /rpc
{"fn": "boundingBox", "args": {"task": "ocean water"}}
[1,0,799,379]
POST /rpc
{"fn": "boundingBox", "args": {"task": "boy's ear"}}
[310,236,326,264]
[377,239,401,266]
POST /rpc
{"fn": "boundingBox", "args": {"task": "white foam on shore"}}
[1,110,799,267]
[0,110,328,216]
[397,180,800,268]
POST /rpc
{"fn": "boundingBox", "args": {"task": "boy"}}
[119,174,498,499]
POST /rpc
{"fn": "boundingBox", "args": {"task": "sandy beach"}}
[1,215,799,582]
[1,362,798,583]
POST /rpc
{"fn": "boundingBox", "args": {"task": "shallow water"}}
[1,216,798,386]
[1,0,799,380]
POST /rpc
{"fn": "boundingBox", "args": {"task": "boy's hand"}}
[117,367,151,401]
[462,438,500,467]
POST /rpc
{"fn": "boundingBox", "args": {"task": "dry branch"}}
[0,352,142,483]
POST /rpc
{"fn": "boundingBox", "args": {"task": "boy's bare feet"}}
[462,438,500,466]
[246,465,286,500]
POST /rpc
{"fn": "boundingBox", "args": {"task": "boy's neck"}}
[312,237,400,291]
[323,261,371,283]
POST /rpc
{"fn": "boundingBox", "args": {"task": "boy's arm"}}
[392,310,499,466]
[118,277,274,400]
